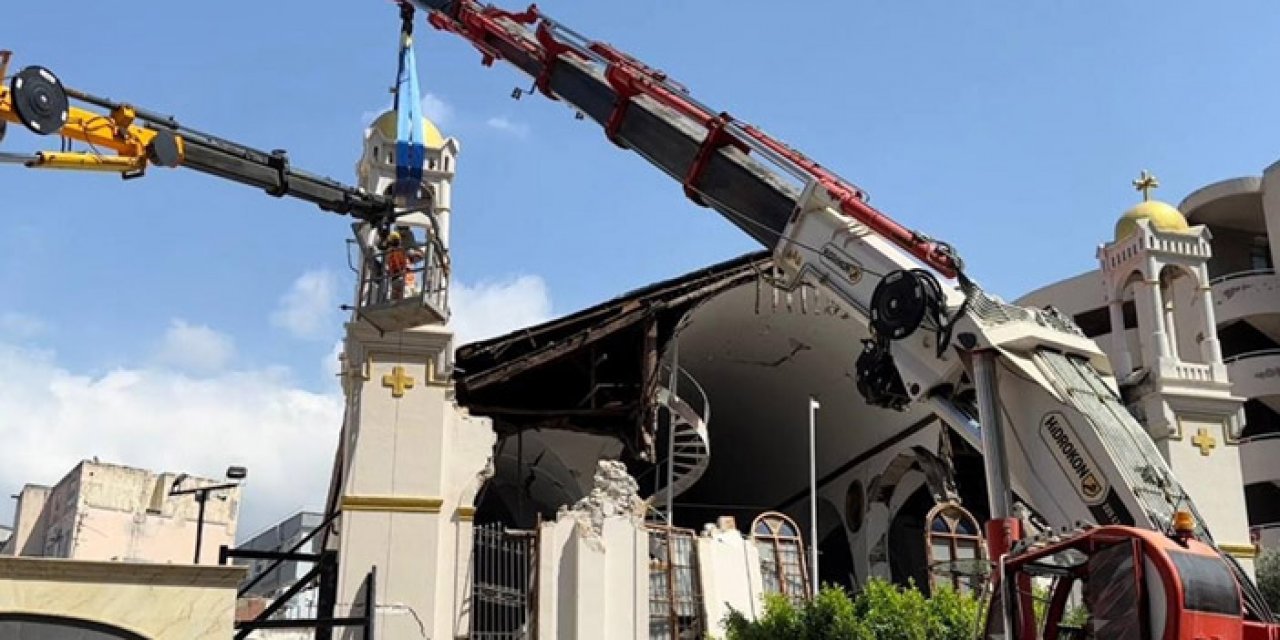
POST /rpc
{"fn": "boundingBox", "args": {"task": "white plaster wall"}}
[1156,416,1252,548]
[537,517,576,640]
[34,469,81,557]
[1017,269,1104,314]
[536,516,647,640]
[1167,274,1207,365]
[72,508,235,565]
[1240,436,1280,486]
[7,484,49,556]
[602,519,647,640]
[697,525,764,634]
[1260,161,1280,269]
[334,325,497,640]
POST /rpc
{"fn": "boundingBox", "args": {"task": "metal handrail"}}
[657,363,710,426]
[1210,267,1276,286]
[1223,348,1280,364]
[358,243,450,313]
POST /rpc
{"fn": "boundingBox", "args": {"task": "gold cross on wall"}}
[1191,427,1217,456]
[382,365,415,398]
[1132,170,1160,202]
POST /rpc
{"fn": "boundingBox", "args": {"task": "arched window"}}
[925,502,985,594]
[751,512,809,601]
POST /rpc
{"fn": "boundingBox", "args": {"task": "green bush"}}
[1259,547,1280,614]
[721,579,983,640]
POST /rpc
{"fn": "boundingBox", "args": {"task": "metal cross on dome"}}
[1133,170,1160,202]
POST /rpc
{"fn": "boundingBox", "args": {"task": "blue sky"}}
[3,1,1280,535]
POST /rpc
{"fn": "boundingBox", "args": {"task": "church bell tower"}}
[327,69,495,637]
[1097,171,1253,562]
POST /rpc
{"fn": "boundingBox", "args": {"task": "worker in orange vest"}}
[385,230,409,300]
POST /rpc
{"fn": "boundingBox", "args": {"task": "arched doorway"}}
[817,523,856,591]
[887,486,934,594]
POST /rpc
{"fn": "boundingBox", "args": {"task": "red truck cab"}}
[985,525,1278,639]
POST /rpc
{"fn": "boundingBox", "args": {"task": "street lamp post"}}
[808,396,820,597]
[170,465,247,564]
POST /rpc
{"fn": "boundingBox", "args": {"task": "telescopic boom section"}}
[413,0,962,279]
[0,52,393,222]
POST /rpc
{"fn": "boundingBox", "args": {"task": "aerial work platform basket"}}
[353,220,450,333]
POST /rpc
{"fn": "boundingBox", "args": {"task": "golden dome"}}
[1115,170,1189,241]
[370,109,445,149]
[1114,200,1189,240]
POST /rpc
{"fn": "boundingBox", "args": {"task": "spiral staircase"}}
[648,366,711,520]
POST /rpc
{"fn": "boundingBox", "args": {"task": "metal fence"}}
[647,526,704,640]
[471,524,537,640]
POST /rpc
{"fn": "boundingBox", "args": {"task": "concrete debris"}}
[560,460,645,546]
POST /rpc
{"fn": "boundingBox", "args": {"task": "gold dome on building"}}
[1115,170,1189,241]
[370,109,446,149]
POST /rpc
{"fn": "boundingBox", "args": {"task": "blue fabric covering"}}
[394,34,426,200]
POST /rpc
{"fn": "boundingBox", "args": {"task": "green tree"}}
[1259,547,1280,614]
[722,593,806,640]
[851,579,930,639]
[925,584,984,640]
[721,579,982,640]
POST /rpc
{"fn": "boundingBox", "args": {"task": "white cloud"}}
[271,270,340,340]
[155,320,235,373]
[451,275,553,345]
[485,116,530,138]
[360,92,454,130]
[0,312,46,339]
[0,341,342,539]
[421,93,453,127]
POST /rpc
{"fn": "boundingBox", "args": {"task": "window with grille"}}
[647,526,703,640]
[751,512,809,601]
[925,502,985,594]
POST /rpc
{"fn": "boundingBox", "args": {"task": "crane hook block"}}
[9,66,68,135]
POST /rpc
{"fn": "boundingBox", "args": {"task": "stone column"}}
[1135,278,1172,371]
[1162,286,1180,360]
[1197,266,1226,379]
[1107,300,1133,377]
[333,321,495,640]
